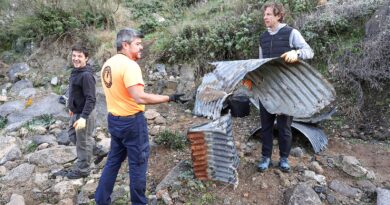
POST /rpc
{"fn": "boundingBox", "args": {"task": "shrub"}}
[158,11,262,65]
[0,0,117,52]
[155,130,187,150]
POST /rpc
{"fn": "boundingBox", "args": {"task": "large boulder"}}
[284,183,322,205]
[5,94,68,131]
[1,163,35,185]
[26,146,76,167]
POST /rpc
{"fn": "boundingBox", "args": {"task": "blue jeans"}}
[95,112,149,205]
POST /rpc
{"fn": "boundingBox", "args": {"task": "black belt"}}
[108,112,143,119]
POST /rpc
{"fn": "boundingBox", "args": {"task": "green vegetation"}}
[0,0,117,52]
[23,114,55,132]
[0,116,7,130]
[155,130,187,150]
[25,142,38,153]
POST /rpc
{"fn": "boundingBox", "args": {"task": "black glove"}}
[169,93,188,103]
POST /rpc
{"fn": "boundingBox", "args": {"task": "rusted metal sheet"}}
[193,58,336,119]
[187,114,240,186]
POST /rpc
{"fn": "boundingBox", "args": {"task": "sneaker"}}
[65,170,89,179]
[279,157,291,172]
[257,156,271,172]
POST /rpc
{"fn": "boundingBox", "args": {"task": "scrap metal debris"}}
[187,114,240,186]
[194,58,336,119]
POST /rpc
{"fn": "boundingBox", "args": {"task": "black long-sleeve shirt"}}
[68,64,96,119]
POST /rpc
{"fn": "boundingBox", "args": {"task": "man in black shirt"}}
[66,45,96,179]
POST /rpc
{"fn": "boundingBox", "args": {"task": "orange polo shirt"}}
[101,54,145,116]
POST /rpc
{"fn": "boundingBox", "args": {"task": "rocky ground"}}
[0,85,389,205]
[0,48,389,205]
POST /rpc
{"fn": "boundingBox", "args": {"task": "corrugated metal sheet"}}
[193,58,336,119]
[187,114,240,186]
[291,122,328,153]
[249,122,328,153]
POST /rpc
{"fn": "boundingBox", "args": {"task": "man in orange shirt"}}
[95,28,186,205]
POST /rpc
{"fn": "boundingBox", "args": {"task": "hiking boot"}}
[257,156,271,172]
[279,157,291,172]
[65,170,89,179]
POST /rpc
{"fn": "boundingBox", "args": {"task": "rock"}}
[0,166,6,176]
[303,170,326,185]
[37,143,50,150]
[6,193,25,205]
[26,146,77,166]
[32,134,57,145]
[326,194,338,205]
[7,63,30,82]
[366,170,376,180]
[156,160,192,192]
[159,189,173,205]
[31,125,47,135]
[77,182,98,205]
[340,155,368,177]
[10,79,33,94]
[145,109,160,120]
[51,76,58,85]
[309,161,324,174]
[149,126,161,136]
[155,115,166,125]
[1,163,35,184]
[284,183,322,205]
[329,180,361,198]
[261,182,268,189]
[18,88,36,98]
[57,198,74,205]
[290,147,304,158]
[376,188,390,205]
[356,180,376,194]
[0,100,24,117]
[52,181,78,200]
[95,88,107,128]
[34,172,50,190]
[5,94,68,131]
[0,145,22,165]
[57,131,71,145]
[0,136,21,165]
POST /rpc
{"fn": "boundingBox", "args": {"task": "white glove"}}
[73,117,86,130]
[281,50,299,63]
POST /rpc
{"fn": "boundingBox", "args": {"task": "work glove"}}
[281,50,299,63]
[169,93,188,103]
[73,117,86,130]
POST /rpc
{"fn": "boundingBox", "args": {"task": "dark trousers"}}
[68,109,96,174]
[95,112,149,205]
[260,102,293,158]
